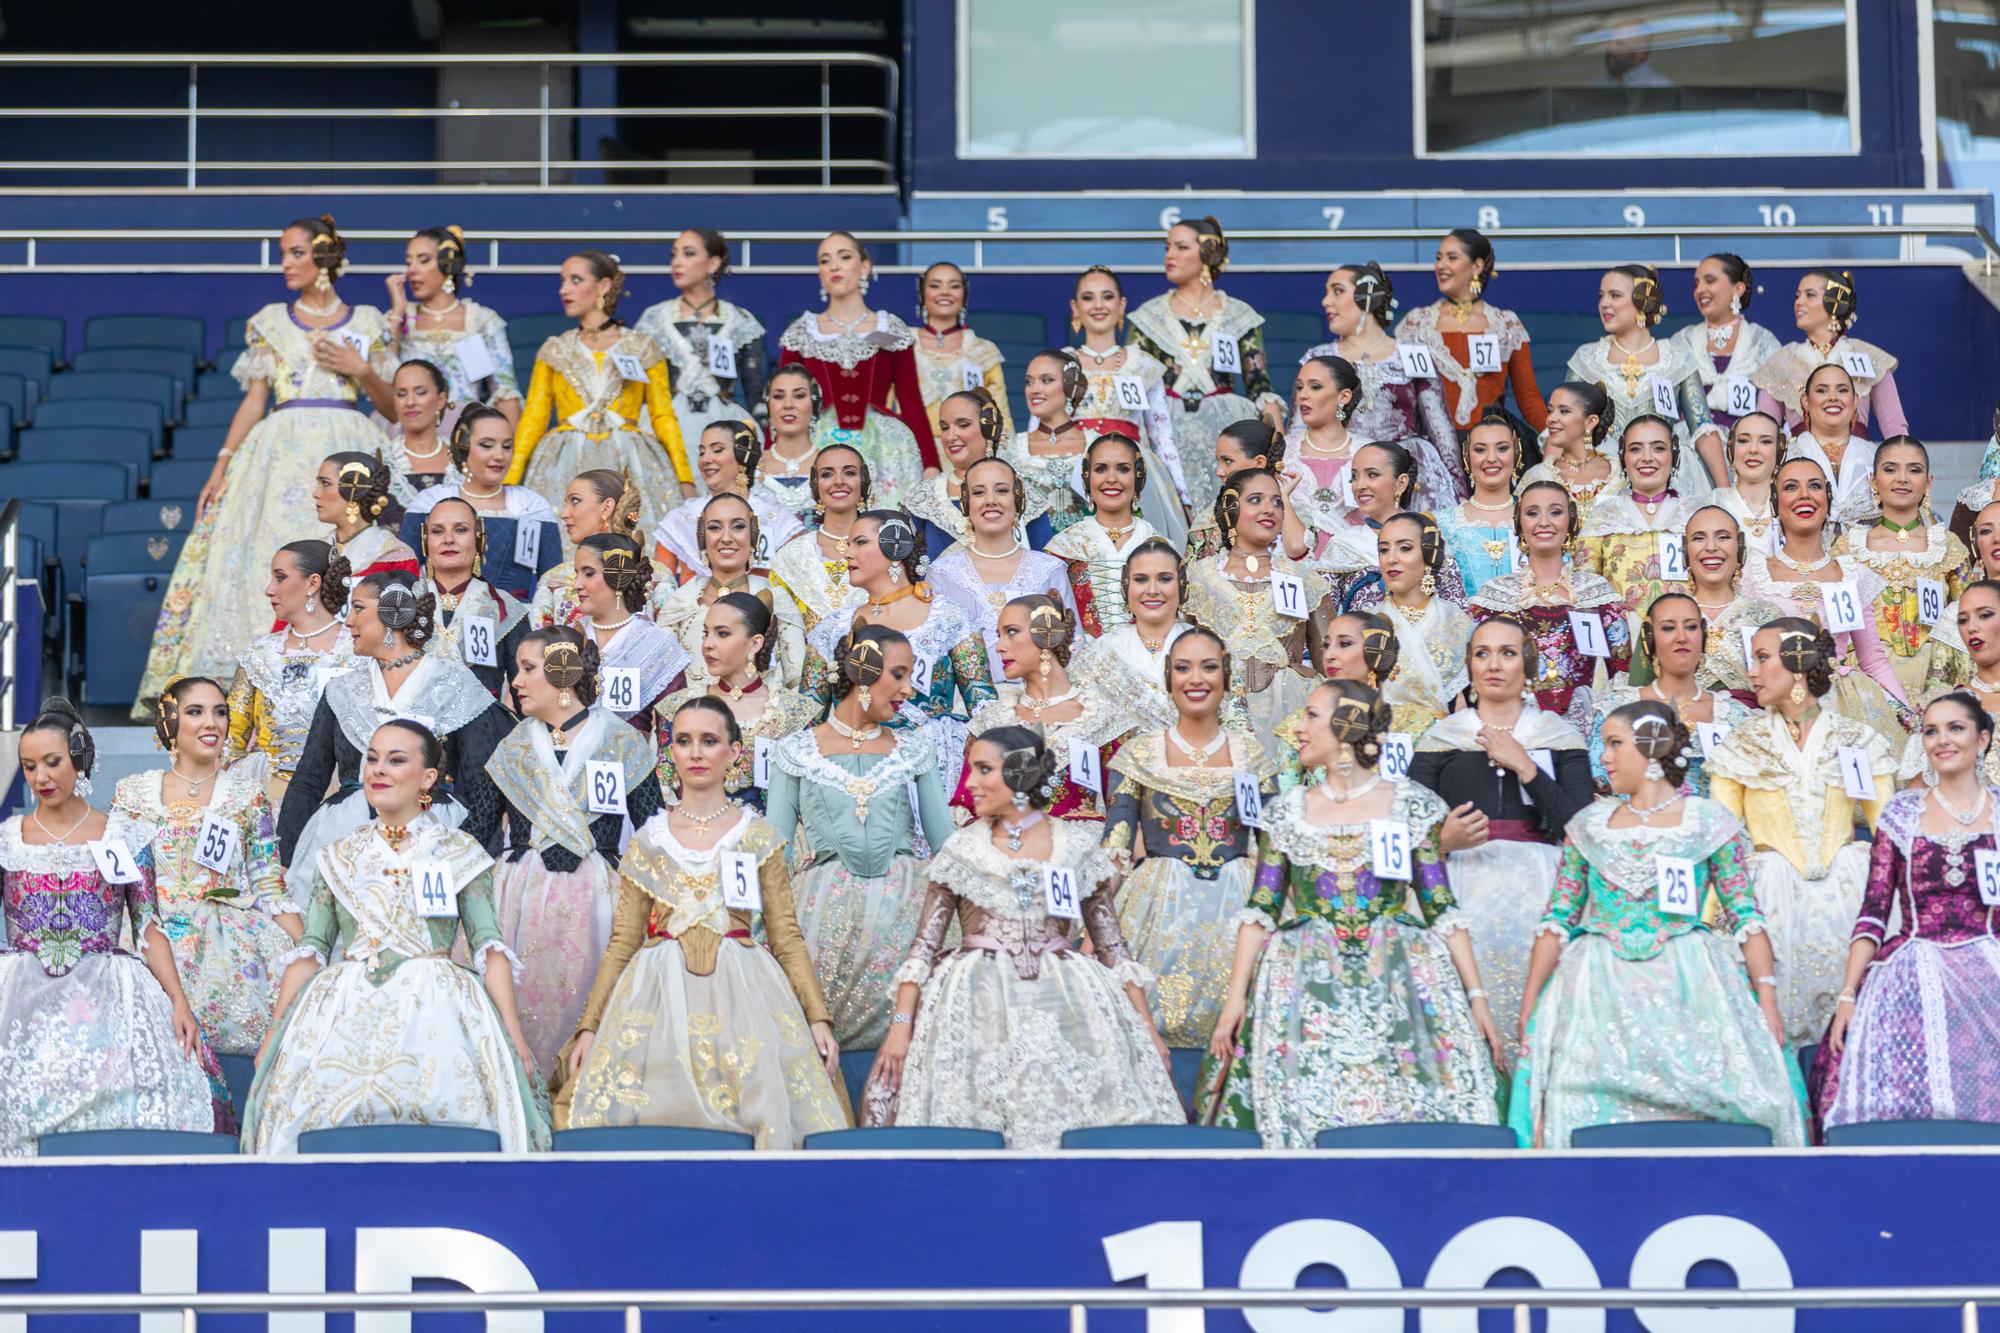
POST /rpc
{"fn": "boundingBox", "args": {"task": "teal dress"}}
[1586,686,1755,798]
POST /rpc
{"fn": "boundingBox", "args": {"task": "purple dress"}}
[1811,789,2000,1132]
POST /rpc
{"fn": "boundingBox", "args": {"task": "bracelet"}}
[889,1013,912,1026]
[1465,988,1488,1001]
[1754,975,1777,988]
[1837,991,1857,1006]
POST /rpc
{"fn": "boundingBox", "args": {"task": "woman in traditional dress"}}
[801,510,996,792]
[1407,615,1596,1036]
[1709,411,1786,560]
[1663,253,1783,436]
[767,442,870,633]
[484,627,662,1075]
[1,700,226,1154]
[1833,436,1969,699]
[1708,619,1897,1047]
[1208,680,1506,1144]
[227,540,360,805]
[1589,592,1755,797]
[1067,265,1191,516]
[1126,217,1286,518]
[1786,364,1880,532]
[1103,627,1278,1050]
[1320,442,1435,606]
[1469,480,1631,732]
[1368,515,1474,730]
[556,696,845,1144]
[766,626,955,1048]
[572,533,692,771]
[531,468,676,629]
[1950,406,2000,551]
[1561,265,1724,493]
[1740,457,1912,746]
[1192,420,1309,563]
[1046,433,1168,635]
[1818,691,2000,1131]
[114,678,300,1061]
[1002,349,1094,542]
[1397,227,1546,433]
[401,406,564,603]
[652,421,802,582]
[1438,409,1537,596]
[634,228,766,445]
[1334,495,1472,617]
[656,493,808,691]
[926,457,1075,688]
[1095,538,1194,728]
[139,216,394,701]
[1578,414,1698,620]
[749,364,825,526]
[1518,381,1616,529]
[659,593,821,815]
[903,387,1008,561]
[1302,263,1463,507]
[1753,269,1908,439]
[312,451,419,584]
[865,725,1181,1144]
[512,250,693,535]
[1902,581,2000,785]
[1278,352,1380,547]
[1274,611,1412,793]
[908,261,1014,443]
[278,571,510,876]
[1182,468,1336,752]
[417,498,529,701]
[387,226,520,425]
[243,719,548,1154]
[379,359,461,528]
[1924,509,2000,699]
[778,230,939,509]
[1683,505,1788,704]
[1512,700,1803,1148]
[959,594,1139,824]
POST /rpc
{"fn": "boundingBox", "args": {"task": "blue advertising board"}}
[3,1151,1998,1332]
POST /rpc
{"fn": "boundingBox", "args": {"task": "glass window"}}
[958,0,1253,158]
[1936,3,2000,195]
[1419,1,1856,156]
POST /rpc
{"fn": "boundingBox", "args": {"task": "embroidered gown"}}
[925,543,1078,686]
[226,624,359,806]
[1468,570,1632,732]
[1182,553,1336,754]
[482,708,661,1073]
[395,299,521,414]
[1738,554,1913,747]
[1093,623,1192,731]
[1707,708,1896,1047]
[959,678,1141,824]
[650,491,802,582]
[1409,704,1596,1035]
[1586,685,1755,798]
[1578,490,1699,622]
[111,767,297,1057]
[511,327,693,538]
[911,325,1014,441]
[1832,522,1971,700]
[768,529,867,635]
[138,303,395,701]
[778,310,940,510]
[1561,337,1721,498]
[1396,300,1547,432]
[426,577,529,700]
[1206,783,1504,1145]
[1128,293,1285,515]
[1001,432,1093,542]
[400,482,563,605]
[1103,729,1279,1048]
[1664,317,1783,435]
[634,297,766,446]
[765,728,956,1049]
[557,809,848,1145]
[240,819,551,1154]
[1436,500,1521,596]
[1812,789,2000,1130]
[1066,342,1191,515]
[1508,798,1806,1148]
[1279,430,1375,558]
[1045,518,1159,638]
[1296,343,1466,506]
[0,816,226,1155]
[1751,335,1908,440]
[654,572,808,691]
[861,818,1183,1147]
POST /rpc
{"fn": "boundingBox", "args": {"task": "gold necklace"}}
[1020,688,1078,715]
[1446,296,1479,328]
[1611,334,1655,392]
[1391,597,1430,624]
[676,802,734,831]
[819,525,853,559]
[378,823,411,853]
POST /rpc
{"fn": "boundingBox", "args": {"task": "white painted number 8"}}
[1477,206,1499,230]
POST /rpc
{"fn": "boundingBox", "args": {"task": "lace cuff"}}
[1253,391,1288,417]
[1106,956,1155,992]
[1533,921,1570,943]
[471,939,525,984]
[133,917,171,955]
[1427,908,1469,937]
[1230,907,1278,933]
[274,944,327,972]
[889,957,932,992]
[1732,919,1770,945]
[260,896,303,919]
[1853,914,1888,942]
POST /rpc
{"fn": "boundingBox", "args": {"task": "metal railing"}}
[0,52,900,189]
[0,498,18,731]
[0,1285,1993,1327]
[0,222,1993,276]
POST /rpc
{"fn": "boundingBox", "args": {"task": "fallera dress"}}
[225,624,359,807]
[1127,293,1285,516]
[777,310,940,511]
[634,297,766,447]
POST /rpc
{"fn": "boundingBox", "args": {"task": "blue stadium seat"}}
[48,370,177,421]
[195,369,244,400]
[225,315,251,350]
[1061,1124,1260,1150]
[81,531,187,704]
[33,397,166,455]
[217,1054,256,1118]
[102,498,197,535]
[0,466,130,577]
[1169,1048,1207,1106]
[801,1126,1007,1150]
[0,347,52,403]
[297,1125,504,1154]
[551,1126,755,1152]
[511,340,545,378]
[1315,1122,1519,1150]
[0,315,65,364]
[85,314,207,361]
[173,425,232,460]
[1568,1120,1773,1149]
[1823,1119,2000,1147]
[1798,1043,1819,1087]
[71,348,195,416]
[0,404,11,448]
[184,397,251,427]
[1264,309,1330,403]
[0,372,30,426]
[37,1129,239,1157]
[17,427,152,487]
[840,1048,876,1110]
[972,310,1052,348]
[507,312,575,345]
[150,459,214,500]
[8,509,63,623]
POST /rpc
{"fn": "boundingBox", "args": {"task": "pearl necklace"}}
[1078,343,1123,367]
[1300,431,1351,457]
[589,614,636,635]
[32,806,92,845]
[1317,774,1383,804]
[1167,725,1226,762]
[169,763,216,797]
[970,538,1021,560]
[675,802,735,832]
[417,297,462,320]
[1465,493,1514,513]
[461,483,503,500]
[295,297,343,319]
[1628,792,1682,824]
[1647,681,1706,715]
[1931,785,1989,827]
[768,442,814,476]
[827,712,882,750]
[288,617,340,643]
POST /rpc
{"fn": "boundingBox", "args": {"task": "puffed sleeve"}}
[1080,869,1151,989]
[481,316,522,404]
[278,876,339,972]
[1409,810,1462,932]
[642,359,693,484]
[1102,768,1142,870]
[1866,372,1909,439]
[1851,825,1900,943]
[1506,342,1548,432]
[951,636,997,712]
[756,850,831,1025]
[799,641,836,708]
[226,665,256,765]
[507,357,557,482]
[121,840,165,952]
[232,316,275,389]
[913,763,955,853]
[765,762,802,858]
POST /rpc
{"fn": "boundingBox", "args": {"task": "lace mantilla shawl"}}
[770,726,939,795]
[116,763,267,828]
[429,581,527,669]
[1567,335,1707,410]
[534,326,664,398]
[966,667,1143,752]
[769,531,865,626]
[1395,302,1531,426]
[1566,796,1746,884]
[620,812,784,935]
[1752,335,1898,405]
[778,310,916,371]
[927,545,1071,629]
[1183,553,1333,670]
[1258,781,1447,865]
[409,481,554,523]
[1704,707,1895,791]
[597,617,694,705]
[1738,551,1888,615]
[1000,433,1086,521]
[238,626,357,700]
[902,474,971,544]
[314,818,492,922]
[323,656,495,754]
[1418,702,1586,753]
[1107,726,1277,796]
[1664,318,1784,398]
[383,431,464,509]
[1378,596,1473,714]
[1580,491,1700,539]
[485,709,657,859]
[1127,293,1266,397]
[1469,568,1624,614]
[1044,515,1157,566]
[805,593,982,670]
[926,818,1118,917]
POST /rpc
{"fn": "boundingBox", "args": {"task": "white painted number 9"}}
[1623,204,1646,227]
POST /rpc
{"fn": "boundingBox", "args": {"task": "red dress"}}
[777,310,939,509]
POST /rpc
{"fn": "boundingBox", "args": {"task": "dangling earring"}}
[1924,756,1940,788]
[345,498,361,524]
[305,594,316,615]
[1788,678,1807,707]
[435,404,446,426]
[1730,293,1742,315]
[1334,742,1356,777]
[73,774,93,800]
[818,286,828,304]
[887,566,899,585]
[1070,316,1081,334]
[558,684,573,709]
[1420,571,1437,596]
[1469,277,1484,301]
[1012,789,1030,812]
[166,736,178,758]
[383,626,396,650]
[858,683,873,713]
[443,275,456,295]
[1643,758,1665,783]
[419,789,433,811]
[313,268,331,292]
[1039,648,1054,680]
[860,275,871,295]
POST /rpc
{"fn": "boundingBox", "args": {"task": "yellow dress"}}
[511,328,691,539]
[1832,521,1972,700]
[1578,491,1698,619]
